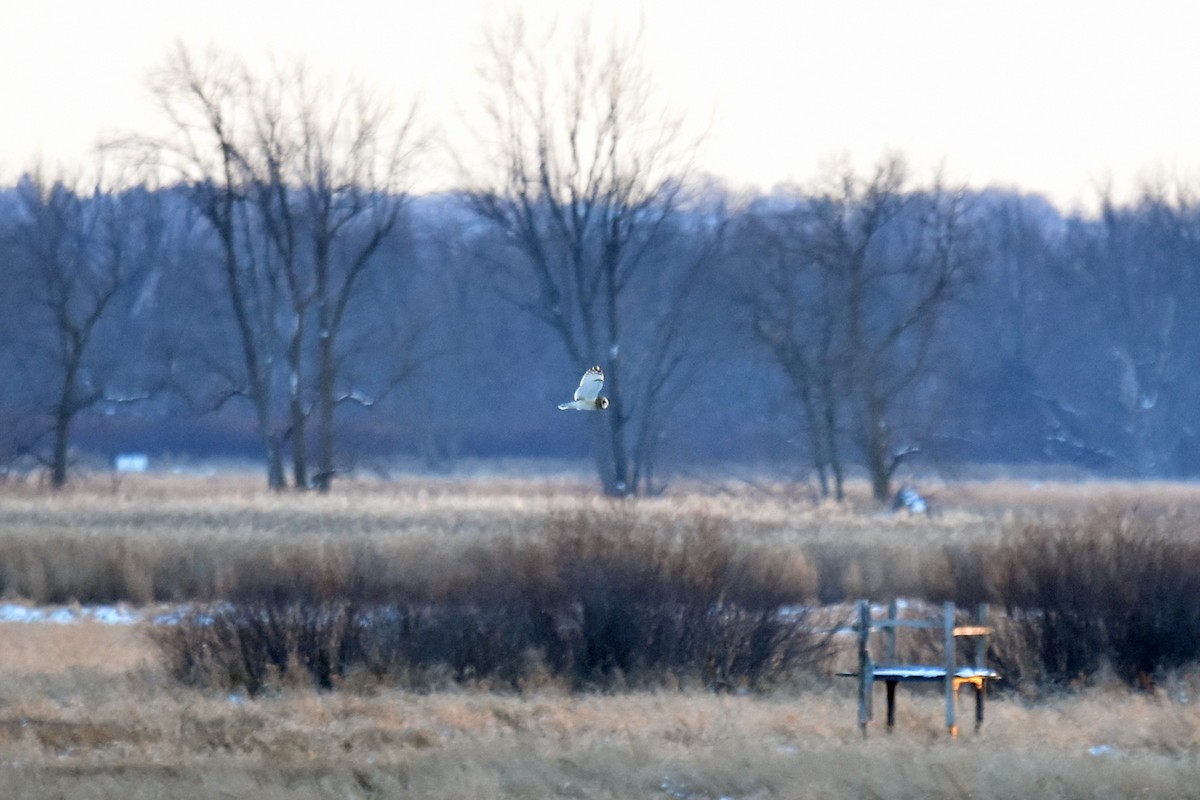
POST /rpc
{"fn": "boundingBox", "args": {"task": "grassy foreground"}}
[0,627,1197,799]
[0,473,1199,797]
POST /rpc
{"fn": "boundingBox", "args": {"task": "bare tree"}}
[736,213,845,499]
[5,167,145,487]
[242,65,312,489]
[147,44,288,489]
[145,45,422,490]
[738,156,976,503]
[1059,181,1200,475]
[460,13,711,495]
[950,192,1065,462]
[288,68,422,492]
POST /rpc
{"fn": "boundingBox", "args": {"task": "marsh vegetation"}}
[0,474,1199,797]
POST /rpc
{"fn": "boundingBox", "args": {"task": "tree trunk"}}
[50,409,71,490]
[601,242,632,497]
[289,396,309,489]
[603,393,631,496]
[829,440,846,501]
[865,411,892,504]
[50,355,82,490]
[266,437,285,491]
[795,382,830,498]
[258,406,286,491]
[820,384,845,502]
[247,365,285,491]
[314,328,335,494]
[869,455,891,504]
[287,330,309,490]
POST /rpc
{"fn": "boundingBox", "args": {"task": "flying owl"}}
[558,365,609,411]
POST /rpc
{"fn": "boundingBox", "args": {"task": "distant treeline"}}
[0,173,1196,490]
[3,34,1198,496]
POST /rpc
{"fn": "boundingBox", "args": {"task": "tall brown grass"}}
[0,473,1002,605]
[0,658,1198,799]
[2,475,1200,796]
[6,474,1200,691]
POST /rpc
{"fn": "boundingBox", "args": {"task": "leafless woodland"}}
[2,20,1200,500]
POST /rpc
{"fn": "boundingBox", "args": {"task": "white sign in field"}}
[114,453,149,473]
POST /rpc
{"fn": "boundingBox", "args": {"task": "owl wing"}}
[573,365,604,403]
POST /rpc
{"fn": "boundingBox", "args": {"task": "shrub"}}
[153,509,834,693]
[989,510,1200,687]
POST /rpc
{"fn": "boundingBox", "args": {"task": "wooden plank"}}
[857,600,873,737]
[944,601,957,738]
[884,599,898,663]
[952,625,993,637]
[974,604,988,670]
[850,620,993,633]
[840,598,999,738]
[974,604,988,733]
[867,666,999,681]
[870,619,941,630]
[838,621,993,635]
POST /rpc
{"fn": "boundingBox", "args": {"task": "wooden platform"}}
[840,600,1000,737]
[867,666,1000,682]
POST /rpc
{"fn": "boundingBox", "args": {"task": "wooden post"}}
[885,679,898,731]
[943,601,957,738]
[974,682,984,733]
[974,603,987,670]
[885,599,898,663]
[857,599,873,738]
[975,603,988,733]
[884,600,897,734]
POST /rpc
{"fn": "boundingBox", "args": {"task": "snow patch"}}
[0,602,159,625]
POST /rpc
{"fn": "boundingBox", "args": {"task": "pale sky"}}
[2,0,1198,209]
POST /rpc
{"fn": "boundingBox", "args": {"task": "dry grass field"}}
[0,472,1199,798]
